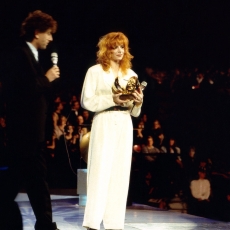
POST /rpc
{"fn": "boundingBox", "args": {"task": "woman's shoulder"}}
[88,64,103,72]
[127,68,138,77]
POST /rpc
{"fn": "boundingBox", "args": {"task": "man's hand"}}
[45,66,60,82]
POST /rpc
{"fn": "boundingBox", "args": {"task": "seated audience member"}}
[157,132,167,153]
[133,120,145,145]
[165,137,184,195]
[62,94,78,114]
[53,95,62,103]
[188,168,211,217]
[46,133,56,159]
[198,157,212,180]
[77,115,84,125]
[150,119,163,146]
[142,135,160,163]
[147,128,168,185]
[76,115,84,136]
[49,115,68,184]
[67,129,80,153]
[54,115,67,140]
[53,116,77,188]
[183,146,199,182]
[69,94,79,106]
[140,113,150,137]
[64,125,74,141]
[65,124,80,173]
[166,137,182,165]
[52,102,64,128]
[137,171,169,209]
[140,113,148,126]
[82,110,92,124]
[46,97,63,141]
[67,100,81,126]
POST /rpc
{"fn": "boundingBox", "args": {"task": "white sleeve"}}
[80,67,116,112]
[130,103,142,117]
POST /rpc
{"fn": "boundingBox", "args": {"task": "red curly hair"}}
[96,32,134,74]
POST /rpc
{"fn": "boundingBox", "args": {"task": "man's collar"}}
[26,42,39,61]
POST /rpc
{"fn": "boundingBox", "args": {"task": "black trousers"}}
[0,144,57,230]
[187,196,210,218]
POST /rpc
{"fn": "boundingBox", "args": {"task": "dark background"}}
[1,0,230,159]
[1,0,230,81]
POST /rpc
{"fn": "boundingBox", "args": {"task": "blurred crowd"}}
[1,66,230,220]
[130,66,230,220]
[0,83,94,188]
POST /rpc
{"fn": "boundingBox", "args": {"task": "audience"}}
[165,137,183,195]
[148,119,164,148]
[188,168,211,217]
[67,100,81,126]
[1,65,230,219]
[82,110,92,124]
[135,171,168,209]
[183,146,199,182]
[142,135,160,168]
[166,137,182,163]
[157,132,167,153]
[54,115,67,140]
[52,102,64,128]
[133,120,145,145]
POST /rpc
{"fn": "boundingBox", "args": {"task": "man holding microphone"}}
[0,10,60,230]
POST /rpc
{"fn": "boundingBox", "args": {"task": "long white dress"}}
[81,64,141,230]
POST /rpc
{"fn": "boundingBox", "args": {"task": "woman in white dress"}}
[80,32,143,230]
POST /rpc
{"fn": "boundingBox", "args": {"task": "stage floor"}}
[15,193,230,230]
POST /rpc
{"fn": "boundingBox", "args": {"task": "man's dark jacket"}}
[4,41,53,156]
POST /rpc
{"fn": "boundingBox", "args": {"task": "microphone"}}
[130,81,147,112]
[51,52,58,66]
[140,81,147,91]
[120,81,148,100]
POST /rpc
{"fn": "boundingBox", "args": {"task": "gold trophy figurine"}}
[112,76,140,100]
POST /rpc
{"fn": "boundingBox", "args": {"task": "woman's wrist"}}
[135,102,142,107]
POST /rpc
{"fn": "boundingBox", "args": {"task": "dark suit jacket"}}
[4,41,54,155]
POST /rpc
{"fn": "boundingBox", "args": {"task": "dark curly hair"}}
[21,10,57,41]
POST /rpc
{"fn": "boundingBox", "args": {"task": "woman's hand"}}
[113,93,129,105]
[132,86,144,107]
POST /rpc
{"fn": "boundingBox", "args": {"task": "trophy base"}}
[119,94,135,100]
